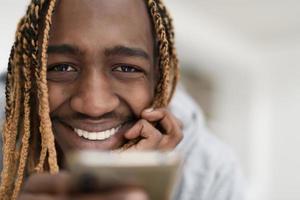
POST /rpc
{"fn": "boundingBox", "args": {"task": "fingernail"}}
[144,108,154,113]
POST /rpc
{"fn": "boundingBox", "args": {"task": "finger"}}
[124,119,163,150]
[141,108,174,132]
[142,108,183,150]
[18,193,66,200]
[141,107,164,122]
[123,120,144,140]
[158,134,182,150]
[22,172,70,194]
[142,108,182,139]
[174,116,184,130]
[157,115,183,150]
[71,187,149,200]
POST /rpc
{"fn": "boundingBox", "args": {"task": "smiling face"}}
[47,0,157,153]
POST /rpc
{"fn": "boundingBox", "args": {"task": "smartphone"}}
[66,150,182,200]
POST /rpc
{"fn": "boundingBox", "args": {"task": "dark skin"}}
[19,0,182,199]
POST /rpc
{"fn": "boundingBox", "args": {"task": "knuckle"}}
[140,119,148,125]
[160,108,169,118]
[177,131,184,142]
[137,119,147,130]
[169,131,183,147]
[173,126,184,141]
[158,107,168,114]
[151,130,163,142]
[155,108,167,117]
[154,130,163,140]
[175,117,183,129]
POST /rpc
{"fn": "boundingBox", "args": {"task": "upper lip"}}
[57,118,125,132]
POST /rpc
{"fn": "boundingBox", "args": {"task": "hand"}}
[123,108,183,151]
[18,172,149,200]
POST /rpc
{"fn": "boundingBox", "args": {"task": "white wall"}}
[0,1,30,73]
[166,1,300,200]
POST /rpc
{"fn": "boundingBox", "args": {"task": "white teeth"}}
[98,132,105,140]
[105,130,110,138]
[74,125,121,141]
[77,129,83,137]
[83,132,88,138]
[90,132,97,140]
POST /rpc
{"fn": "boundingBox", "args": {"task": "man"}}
[0,0,245,200]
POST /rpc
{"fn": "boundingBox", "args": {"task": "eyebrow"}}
[104,45,150,60]
[47,44,150,61]
[47,44,83,56]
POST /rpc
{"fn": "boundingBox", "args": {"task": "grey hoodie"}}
[170,86,245,200]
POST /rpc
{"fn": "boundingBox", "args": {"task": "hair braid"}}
[0,0,58,199]
[147,0,179,107]
[35,0,58,174]
[156,1,180,99]
[11,0,45,197]
[0,20,25,200]
[5,42,17,117]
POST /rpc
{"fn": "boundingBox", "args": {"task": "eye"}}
[112,64,142,73]
[47,63,77,72]
[47,63,78,82]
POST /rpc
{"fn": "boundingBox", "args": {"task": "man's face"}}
[47,0,156,153]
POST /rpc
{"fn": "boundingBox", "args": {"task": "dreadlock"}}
[0,0,179,199]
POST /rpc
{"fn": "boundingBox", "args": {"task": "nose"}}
[70,70,119,118]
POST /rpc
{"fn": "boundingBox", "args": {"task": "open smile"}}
[74,125,122,141]
[51,117,136,151]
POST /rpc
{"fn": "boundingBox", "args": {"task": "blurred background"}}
[1,1,300,200]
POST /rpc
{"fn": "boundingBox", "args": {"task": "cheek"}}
[115,81,155,115]
[48,83,69,112]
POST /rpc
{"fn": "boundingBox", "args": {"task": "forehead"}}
[49,0,154,57]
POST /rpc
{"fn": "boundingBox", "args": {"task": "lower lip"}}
[53,120,131,151]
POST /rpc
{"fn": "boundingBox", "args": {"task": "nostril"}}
[69,92,120,118]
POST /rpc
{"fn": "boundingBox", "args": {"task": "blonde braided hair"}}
[0,0,179,199]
